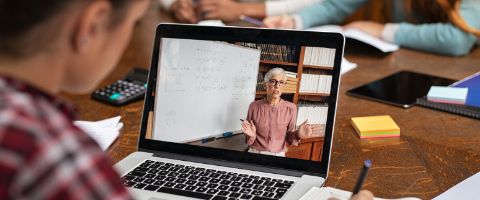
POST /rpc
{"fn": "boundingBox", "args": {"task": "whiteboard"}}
[153,38,260,143]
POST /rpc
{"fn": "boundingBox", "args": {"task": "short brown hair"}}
[405,0,480,36]
[0,0,130,58]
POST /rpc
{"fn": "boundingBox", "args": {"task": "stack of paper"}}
[341,58,357,75]
[351,115,400,139]
[74,116,123,151]
[427,86,468,105]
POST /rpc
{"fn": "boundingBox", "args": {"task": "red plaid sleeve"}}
[0,76,133,200]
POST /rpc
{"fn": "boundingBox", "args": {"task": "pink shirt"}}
[246,99,299,153]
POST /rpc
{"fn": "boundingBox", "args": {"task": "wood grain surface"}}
[61,1,480,199]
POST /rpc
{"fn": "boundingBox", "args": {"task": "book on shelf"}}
[416,72,480,120]
[305,25,399,53]
[285,71,297,78]
[296,101,329,125]
[303,46,336,68]
[296,101,328,137]
[238,42,298,63]
[299,74,332,94]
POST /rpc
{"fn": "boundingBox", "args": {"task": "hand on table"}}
[196,0,242,22]
[170,0,197,23]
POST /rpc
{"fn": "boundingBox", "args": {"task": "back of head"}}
[405,0,480,36]
[0,0,130,58]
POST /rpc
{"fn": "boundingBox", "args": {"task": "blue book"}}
[451,72,480,107]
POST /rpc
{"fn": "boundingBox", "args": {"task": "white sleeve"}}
[292,14,304,30]
[265,0,324,17]
[381,23,400,43]
[158,0,176,10]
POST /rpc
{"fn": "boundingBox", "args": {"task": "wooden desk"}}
[61,2,480,199]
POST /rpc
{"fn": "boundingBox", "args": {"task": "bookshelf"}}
[239,43,335,161]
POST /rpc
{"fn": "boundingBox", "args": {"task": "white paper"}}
[197,20,226,26]
[341,58,357,75]
[74,116,123,151]
[305,25,399,53]
[300,187,421,200]
[433,172,480,200]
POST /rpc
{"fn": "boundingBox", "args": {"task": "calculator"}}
[91,67,149,106]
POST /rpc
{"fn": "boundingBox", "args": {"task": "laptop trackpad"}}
[283,175,325,200]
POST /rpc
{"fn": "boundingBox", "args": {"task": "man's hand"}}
[170,0,197,23]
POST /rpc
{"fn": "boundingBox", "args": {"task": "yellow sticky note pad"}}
[351,115,400,138]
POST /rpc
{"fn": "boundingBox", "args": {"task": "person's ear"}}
[71,1,112,53]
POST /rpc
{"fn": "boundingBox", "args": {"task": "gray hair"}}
[264,67,287,83]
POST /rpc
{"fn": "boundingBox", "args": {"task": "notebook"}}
[74,116,123,150]
[305,25,399,53]
[114,24,345,200]
[416,72,480,119]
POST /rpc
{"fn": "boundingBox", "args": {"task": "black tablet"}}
[347,71,456,108]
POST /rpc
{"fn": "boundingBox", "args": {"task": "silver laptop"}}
[115,23,345,200]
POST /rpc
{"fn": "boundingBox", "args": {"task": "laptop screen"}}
[139,24,344,177]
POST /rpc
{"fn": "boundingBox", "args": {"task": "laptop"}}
[115,24,345,200]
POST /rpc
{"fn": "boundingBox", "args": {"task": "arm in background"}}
[390,1,480,56]
[265,0,323,17]
[296,0,367,29]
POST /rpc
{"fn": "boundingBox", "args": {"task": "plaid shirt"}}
[0,76,132,200]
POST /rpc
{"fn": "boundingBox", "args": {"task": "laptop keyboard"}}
[121,160,294,200]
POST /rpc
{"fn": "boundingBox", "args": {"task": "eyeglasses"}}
[266,79,286,87]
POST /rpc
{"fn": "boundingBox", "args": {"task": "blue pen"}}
[239,15,264,27]
[351,160,372,196]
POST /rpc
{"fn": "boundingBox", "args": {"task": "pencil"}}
[239,15,264,27]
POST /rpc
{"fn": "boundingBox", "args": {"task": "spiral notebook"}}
[416,72,480,119]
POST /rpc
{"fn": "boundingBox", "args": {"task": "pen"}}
[201,137,215,143]
[240,119,250,125]
[239,15,264,27]
[351,160,372,196]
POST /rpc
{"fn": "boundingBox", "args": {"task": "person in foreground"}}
[241,68,321,156]
[264,0,480,56]
[0,0,149,199]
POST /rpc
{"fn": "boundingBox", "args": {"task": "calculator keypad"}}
[92,80,146,106]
